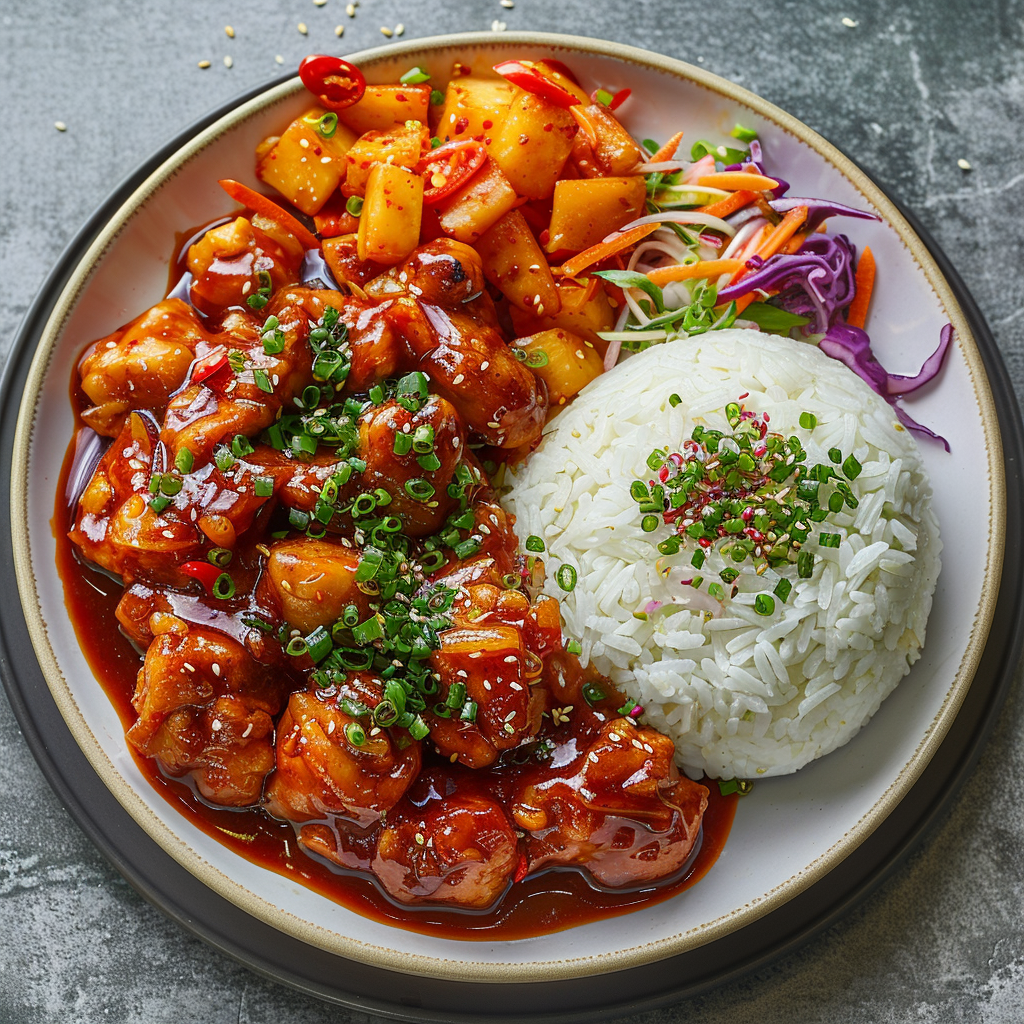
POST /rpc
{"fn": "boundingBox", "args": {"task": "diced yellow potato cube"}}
[256,106,359,215]
[476,210,561,315]
[357,164,424,265]
[437,160,519,243]
[546,176,647,252]
[513,328,603,406]
[436,77,515,141]
[337,84,432,134]
[489,89,577,200]
[343,122,429,197]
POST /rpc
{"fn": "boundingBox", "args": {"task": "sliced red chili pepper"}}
[415,140,488,206]
[608,87,631,111]
[180,560,222,596]
[218,179,321,251]
[298,54,366,111]
[513,851,530,883]
[492,60,580,110]
[191,348,230,386]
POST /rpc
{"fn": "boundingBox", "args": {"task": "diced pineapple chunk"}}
[513,328,603,406]
[343,122,429,197]
[437,160,519,243]
[436,78,515,141]
[357,164,424,265]
[546,176,647,252]
[476,210,561,316]
[256,106,359,215]
[337,84,431,134]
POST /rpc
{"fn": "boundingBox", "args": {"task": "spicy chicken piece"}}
[264,677,421,827]
[366,239,487,308]
[256,536,372,633]
[70,414,282,584]
[385,298,547,449]
[359,394,466,535]
[161,306,312,461]
[512,717,708,888]
[186,215,304,316]
[371,792,519,909]
[127,626,291,806]
[78,299,207,437]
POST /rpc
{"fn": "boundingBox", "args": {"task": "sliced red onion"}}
[885,323,953,395]
[699,232,724,249]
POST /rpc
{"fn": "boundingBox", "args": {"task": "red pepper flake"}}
[514,852,529,883]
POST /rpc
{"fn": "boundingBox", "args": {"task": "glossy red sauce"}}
[52,224,737,940]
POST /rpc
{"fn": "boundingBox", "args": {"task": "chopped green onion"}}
[207,547,232,568]
[345,195,364,217]
[175,449,194,474]
[754,593,775,615]
[799,411,817,430]
[148,495,171,514]
[254,476,275,498]
[344,722,367,747]
[305,626,333,663]
[582,681,606,706]
[669,393,682,407]
[429,89,444,106]
[231,435,254,458]
[400,65,431,84]
[404,477,435,501]
[555,563,577,592]
[316,112,338,138]
[525,535,545,552]
[212,573,236,600]
[842,455,862,479]
[819,532,842,548]
[773,578,793,603]
[565,639,583,656]
[731,123,758,143]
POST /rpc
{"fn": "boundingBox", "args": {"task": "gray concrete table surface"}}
[1,0,1022,1020]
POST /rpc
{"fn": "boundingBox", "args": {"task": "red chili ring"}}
[298,54,366,111]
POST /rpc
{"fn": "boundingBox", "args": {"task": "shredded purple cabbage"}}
[716,232,952,448]
[769,196,880,233]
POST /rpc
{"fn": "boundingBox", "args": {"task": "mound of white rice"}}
[504,330,941,780]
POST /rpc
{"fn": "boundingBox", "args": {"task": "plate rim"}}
[2,28,1016,1000]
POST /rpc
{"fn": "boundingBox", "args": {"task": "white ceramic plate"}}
[9,32,1001,986]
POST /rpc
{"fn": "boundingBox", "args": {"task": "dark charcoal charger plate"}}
[2,80,1021,1022]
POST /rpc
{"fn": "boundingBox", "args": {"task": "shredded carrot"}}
[783,231,806,255]
[218,178,321,251]
[754,205,808,261]
[646,259,743,287]
[697,171,779,192]
[649,131,685,164]
[697,189,758,221]
[560,222,661,279]
[733,293,757,315]
[846,246,876,329]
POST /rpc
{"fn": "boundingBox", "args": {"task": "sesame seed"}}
[184,663,196,673]
[395,23,404,35]
[370,727,381,737]
[161,529,174,539]
[298,22,308,34]
[957,158,972,170]
[501,0,514,6]
[452,373,465,385]
[225,25,235,38]
[212,663,221,677]
[299,137,310,149]
[415,832,425,845]
[242,723,253,738]
[275,55,284,64]
[346,2,356,15]
[211,718,222,732]
[313,0,327,5]
[450,752,459,763]
[491,19,507,31]
[609,733,621,742]
[335,24,345,36]
[197,60,211,70]
[841,16,858,27]
[380,25,393,37]
[327,720,336,735]
[223,55,233,68]
[480,360,489,370]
